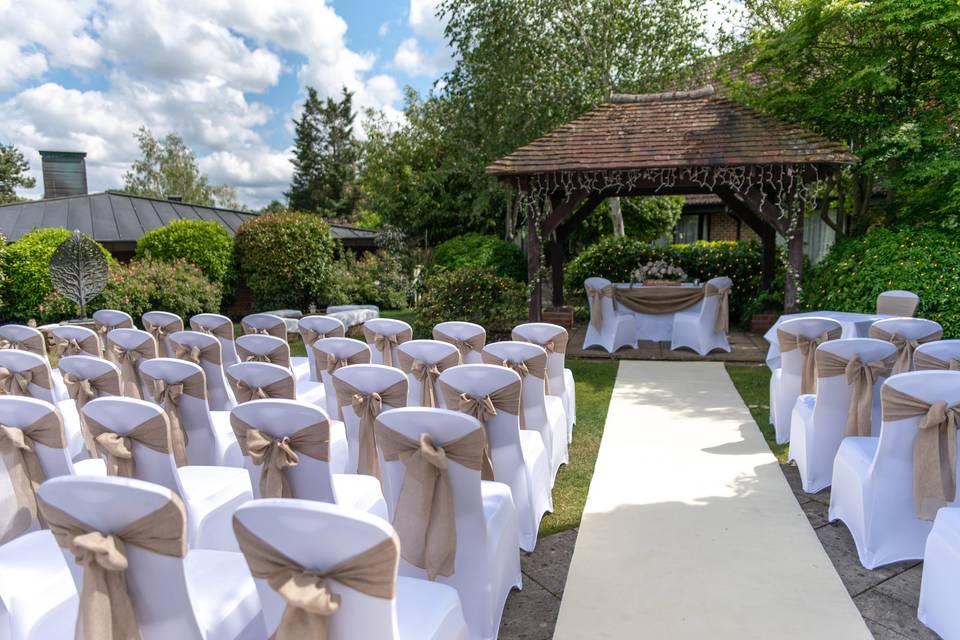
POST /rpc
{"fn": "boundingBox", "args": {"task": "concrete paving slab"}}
[855,590,940,640]
[519,528,577,597]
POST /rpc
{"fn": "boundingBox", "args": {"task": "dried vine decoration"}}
[49,230,109,319]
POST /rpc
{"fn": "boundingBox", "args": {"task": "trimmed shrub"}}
[40,259,221,323]
[415,267,527,339]
[431,233,526,282]
[0,233,7,315]
[337,251,410,310]
[804,226,960,337]
[4,228,116,322]
[234,212,341,310]
[565,237,777,326]
[135,219,234,289]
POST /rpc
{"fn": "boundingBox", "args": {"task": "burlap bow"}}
[777,327,842,394]
[439,380,522,480]
[54,333,100,357]
[140,373,204,467]
[85,413,176,478]
[172,340,222,366]
[39,495,187,640]
[0,412,65,536]
[0,366,36,396]
[816,350,895,437]
[332,377,407,479]
[108,337,157,400]
[0,333,46,357]
[95,317,134,336]
[317,348,370,375]
[227,371,296,403]
[237,342,291,368]
[374,423,487,580]
[299,323,345,348]
[585,283,615,330]
[511,329,569,355]
[882,385,960,520]
[705,282,732,333]
[233,518,398,640]
[432,329,485,363]
[64,370,122,457]
[396,349,459,408]
[869,325,942,374]
[912,351,960,372]
[362,326,412,368]
[230,415,331,498]
[189,318,235,341]
[481,350,551,397]
[142,317,183,357]
[242,320,286,339]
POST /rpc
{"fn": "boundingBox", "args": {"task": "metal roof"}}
[0,191,376,246]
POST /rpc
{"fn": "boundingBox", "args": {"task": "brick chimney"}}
[39,150,88,198]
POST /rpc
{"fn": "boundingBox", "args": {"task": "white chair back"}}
[241,313,287,340]
[92,309,133,333]
[699,276,732,322]
[877,290,919,317]
[915,340,960,368]
[396,340,460,408]
[433,321,486,364]
[299,315,346,381]
[50,325,100,357]
[314,338,372,417]
[189,313,239,367]
[584,277,619,335]
[37,475,201,640]
[0,529,78,637]
[230,400,337,501]
[482,341,550,427]
[138,358,219,466]
[375,408,489,586]
[226,362,297,401]
[58,355,120,389]
[81,397,185,498]
[332,364,407,479]
[871,317,942,340]
[0,324,47,357]
[777,316,843,381]
[0,349,57,404]
[141,311,184,358]
[106,328,158,397]
[168,330,236,411]
[363,318,412,367]
[236,334,291,367]
[813,339,897,437]
[235,499,402,639]
[511,322,568,396]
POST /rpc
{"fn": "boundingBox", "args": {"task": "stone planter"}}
[542,306,574,329]
[750,311,780,335]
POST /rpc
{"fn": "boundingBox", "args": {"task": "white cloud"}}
[409,0,445,40]
[392,37,451,78]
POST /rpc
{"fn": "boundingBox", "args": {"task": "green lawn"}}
[724,363,786,462]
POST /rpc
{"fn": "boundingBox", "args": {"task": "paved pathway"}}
[552,361,870,639]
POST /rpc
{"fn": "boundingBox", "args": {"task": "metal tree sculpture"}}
[49,230,109,319]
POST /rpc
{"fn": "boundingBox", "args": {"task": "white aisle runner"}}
[554,361,870,639]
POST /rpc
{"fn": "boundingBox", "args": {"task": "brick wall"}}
[708,212,758,242]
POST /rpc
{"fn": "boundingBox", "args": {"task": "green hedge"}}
[415,266,527,339]
[235,212,340,311]
[136,219,234,290]
[431,233,526,282]
[804,226,960,336]
[3,228,116,322]
[337,251,410,310]
[565,238,778,326]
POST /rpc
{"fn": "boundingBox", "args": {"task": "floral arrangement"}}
[632,260,688,284]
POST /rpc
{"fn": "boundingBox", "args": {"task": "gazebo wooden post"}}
[549,193,605,308]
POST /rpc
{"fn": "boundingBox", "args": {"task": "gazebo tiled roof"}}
[486,86,857,176]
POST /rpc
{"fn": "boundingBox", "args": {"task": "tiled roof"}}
[0,191,376,246]
[486,87,857,176]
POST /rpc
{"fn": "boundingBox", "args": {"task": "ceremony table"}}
[612,283,706,342]
[763,311,892,370]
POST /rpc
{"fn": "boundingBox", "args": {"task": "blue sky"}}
[0,0,451,208]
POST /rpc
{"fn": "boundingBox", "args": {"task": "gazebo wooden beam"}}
[550,193,606,308]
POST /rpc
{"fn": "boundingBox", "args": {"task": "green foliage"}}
[235,212,341,311]
[287,87,360,218]
[0,233,7,311]
[565,237,777,326]
[569,196,685,248]
[431,233,525,282]
[122,126,240,209]
[415,267,527,338]
[803,226,960,337]
[3,228,115,322]
[135,219,234,290]
[336,251,410,310]
[0,143,35,204]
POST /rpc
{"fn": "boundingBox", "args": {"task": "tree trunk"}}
[784,212,805,313]
[505,190,516,242]
[608,197,625,237]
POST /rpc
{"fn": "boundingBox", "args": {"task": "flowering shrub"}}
[336,251,410,309]
[415,266,526,339]
[633,260,687,282]
[136,219,234,290]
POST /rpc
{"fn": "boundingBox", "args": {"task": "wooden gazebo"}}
[486,86,858,320]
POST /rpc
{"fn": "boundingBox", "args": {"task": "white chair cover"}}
[869,317,943,374]
[876,290,919,317]
[141,311,184,359]
[512,322,576,441]
[105,328,158,400]
[92,309,134,357]
[189,313,240,367]
[375,407,521,640]
[788,338,896,493]
[363,319,413,368]
[918,506,960,639]
[313,337,373,419]
[37,475,264,639]
[236,333,312,386]
[829,371,960,568]
[914,339,960,372]
[233,499,469,640]
[50,325,101,358]
[241,312,287,340]
[432,322,486,365]
[298,315,346,382]
[81,396,252,552]
[582,277,637,353]
[168,330,237,411]
[396,340,461,408]
[0,324,70,402]
[670,276,732,356]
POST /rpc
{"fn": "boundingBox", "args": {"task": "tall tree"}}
[122,127,240,209]
[286,87,360,218]
[0,143,36,204]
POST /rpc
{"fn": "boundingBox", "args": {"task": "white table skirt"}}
[613,283,704,342]
[763,311,892,370]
